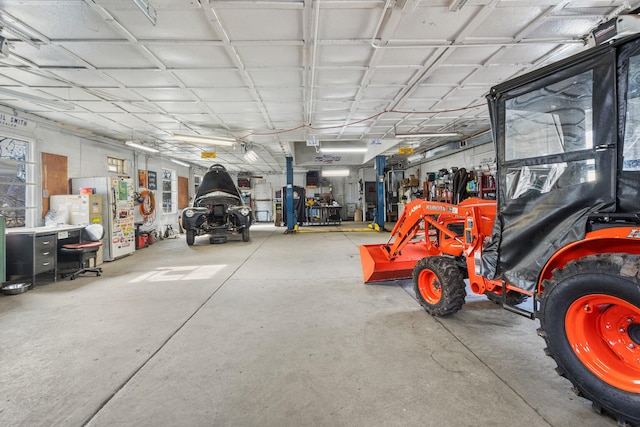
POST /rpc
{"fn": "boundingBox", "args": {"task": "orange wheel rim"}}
[418,269,442,305]
[565,294,640,393]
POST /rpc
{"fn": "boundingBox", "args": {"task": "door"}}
[253,182,272,222]
[41,152,67,219]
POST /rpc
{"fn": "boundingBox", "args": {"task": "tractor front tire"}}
[539,254,640,426]
[413,256,466,316]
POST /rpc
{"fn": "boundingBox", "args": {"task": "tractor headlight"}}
[239,207,250,216]
[184,209,195,218]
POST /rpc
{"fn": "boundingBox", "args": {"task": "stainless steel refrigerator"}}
[70,176,135,261]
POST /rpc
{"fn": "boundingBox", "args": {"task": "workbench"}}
[304,205,342,225]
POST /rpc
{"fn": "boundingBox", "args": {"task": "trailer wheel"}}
[539,254,640,425]
[413,256,466,316]
[186,229,195,246]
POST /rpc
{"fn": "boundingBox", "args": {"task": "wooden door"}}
[41,152,68,218]
[178,176,189,209]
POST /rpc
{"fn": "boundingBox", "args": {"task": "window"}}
[0,137,34,228]
[194,174,202,194]
[624,55,640,171]
[505,70,594,161]
[505,160,595,200]
[162,168,177,213]
[107,156,125,174]
[502,70,597,201]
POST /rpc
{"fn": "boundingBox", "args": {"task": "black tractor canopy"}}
[483,34,640,292]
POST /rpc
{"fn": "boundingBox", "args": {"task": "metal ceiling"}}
[0,0,636,173]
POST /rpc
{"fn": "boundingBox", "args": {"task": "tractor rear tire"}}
[413,256,466,316]
[539,254,640,426]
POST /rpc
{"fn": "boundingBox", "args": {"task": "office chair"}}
[59,223,104,280]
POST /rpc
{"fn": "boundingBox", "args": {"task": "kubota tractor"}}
[360,28,640,425]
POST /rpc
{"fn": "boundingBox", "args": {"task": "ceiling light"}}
[170,158,189,167]
[125,140,159,153]
[244,150,259,164]
[0,14,48,49]
[395,132,460,138]
[173,133,236,146]
[0,87,74,110]
[449,0,469,12]
[407,153,424,163]
[322,169,350,177]
[319,147,368,153]
[132,0,157,25]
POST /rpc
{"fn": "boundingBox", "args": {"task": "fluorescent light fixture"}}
[449,0,469,12]
[0,14,48,49]
[395,132,460,138]
[319,147,368,153]
[322,169,350,177]
[0,87,74,110]
[173,133,236,146]
[407,153,424,163]
[171,158,190,167]
[125,140,159,153]
[244,150,259,163]
[132,0,157,25]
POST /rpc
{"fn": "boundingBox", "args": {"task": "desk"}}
[304,205,342,225]
[6,225,83,285]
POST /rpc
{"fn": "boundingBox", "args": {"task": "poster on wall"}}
[138,170,147,188]
[148,170,157,190]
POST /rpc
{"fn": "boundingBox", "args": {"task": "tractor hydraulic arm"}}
[385,199,464,260]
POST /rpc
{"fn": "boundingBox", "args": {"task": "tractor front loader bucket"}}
[359,241,431,283]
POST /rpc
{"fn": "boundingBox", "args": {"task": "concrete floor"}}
[0,223,617,426]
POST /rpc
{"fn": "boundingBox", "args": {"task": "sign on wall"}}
[147,170,157,190]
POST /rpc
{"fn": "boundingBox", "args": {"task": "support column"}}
[375,155,386,230]
[286,156,295,232]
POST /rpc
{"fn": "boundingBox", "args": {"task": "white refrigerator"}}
[71,177,135,261]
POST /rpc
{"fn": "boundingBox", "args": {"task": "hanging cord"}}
[452,168,469,204]
[139,189,156,225]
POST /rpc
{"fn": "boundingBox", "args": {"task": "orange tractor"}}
[360,29,640,425]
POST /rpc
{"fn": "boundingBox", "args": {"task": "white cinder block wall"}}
[404,142,495,180]
[3,105,496,231]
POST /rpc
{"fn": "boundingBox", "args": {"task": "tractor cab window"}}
[505,160,594,200]
[623,55,640,171]
[503,70,596,201]
[504,70,594,162]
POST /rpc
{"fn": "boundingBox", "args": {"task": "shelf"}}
[425,179,452,203]
[478,175,496,200]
